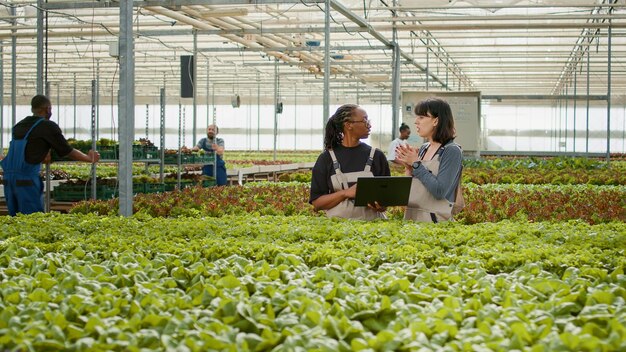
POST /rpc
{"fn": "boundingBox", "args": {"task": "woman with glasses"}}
[395,97,465,222]
[309,104,390,219]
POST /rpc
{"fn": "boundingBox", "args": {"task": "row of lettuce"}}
[0,214,624,351]
[280,167,626,185]
[69,182,626,224]
[38,155,626,186]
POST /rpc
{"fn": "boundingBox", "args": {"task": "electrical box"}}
[109,42,119,57]
[402,91,482,154]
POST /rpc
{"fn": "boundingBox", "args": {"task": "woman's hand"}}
[395,144,419,168]
[367,201,386,213]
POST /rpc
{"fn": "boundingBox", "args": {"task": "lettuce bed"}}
[69,183,626,224]
[1,214,625,351]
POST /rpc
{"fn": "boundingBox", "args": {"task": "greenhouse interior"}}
[0,1,625,351]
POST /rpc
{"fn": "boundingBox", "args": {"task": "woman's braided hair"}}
[324,104,358,150]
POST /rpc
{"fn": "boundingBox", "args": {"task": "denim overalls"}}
[1,118,46,216]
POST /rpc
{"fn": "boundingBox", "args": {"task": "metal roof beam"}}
[198,45,388,52]
[482,95,608,100]
[388,22,626,31]
[327,0,448,89]
[43,0,323,10]
[329,0,392,47]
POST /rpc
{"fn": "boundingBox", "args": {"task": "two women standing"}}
[311,98,463,222]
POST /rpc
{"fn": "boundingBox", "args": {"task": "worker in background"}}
[387,122,411,165]
[1,95,100,216]
[193,124,227,186]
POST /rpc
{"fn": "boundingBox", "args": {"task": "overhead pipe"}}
[183,5,361,80]
[144,6,298,65]
[364,14,626,22]
[3,21,624,40]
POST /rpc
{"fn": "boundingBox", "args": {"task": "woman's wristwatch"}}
[412,161,422,170]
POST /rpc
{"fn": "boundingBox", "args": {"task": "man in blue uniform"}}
[193,124,227,186]
[1,95,100,216]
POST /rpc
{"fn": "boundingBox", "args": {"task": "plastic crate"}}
[181,154,194,163]
[132,145,159,160]
[144,183,166,193]
[194,153,216,164]
[98,145,118,160]
[163,154,178,164]
[180,180,195,189]
[133,183,145,194]
[143,146,159,160]
[163,153,194,164]
[52,184,117,201]
[164,180,194,191]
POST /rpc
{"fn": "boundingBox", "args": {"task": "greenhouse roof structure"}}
[0,0,625,106]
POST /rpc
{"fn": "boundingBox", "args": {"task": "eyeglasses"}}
[349,119,370,125]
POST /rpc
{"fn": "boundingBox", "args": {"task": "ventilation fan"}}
[231,94,241,108]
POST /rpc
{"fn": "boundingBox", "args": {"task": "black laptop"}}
[354,176,412,207]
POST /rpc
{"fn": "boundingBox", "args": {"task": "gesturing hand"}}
[394,143,419,168]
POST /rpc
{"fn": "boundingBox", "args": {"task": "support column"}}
[391,0,400,140]
[177,103,182,188]
[558,94,562,150]
[11,6,17,126]
[206,59,210,126]
[96,59,100,140]
[445,56,449,90]
[192,30,198,146]
[273,58,278,161]
[38,0,48,212]
[73,73,77,138]
[425,38,429,91]
[0,41,3,158]
[573,67,577,153]
[118,0,135,216]
[294,84,297,149]
[145,104,150,139]
[564,82,569,151]
[323,0,330,126]
[606,21,612,162]
[56,84,60,130]
[257,71,260,151]
[159,88,165,182]
[391,43,400,141]
[585,45,590,154]
[36,0,44,95]
[91,80,97,200]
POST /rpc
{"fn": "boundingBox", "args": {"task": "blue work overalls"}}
[198,139,227,186]
[1,118,46,216]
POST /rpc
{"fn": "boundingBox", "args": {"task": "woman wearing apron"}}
[309,104,390,220]
[395,97,465,222]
